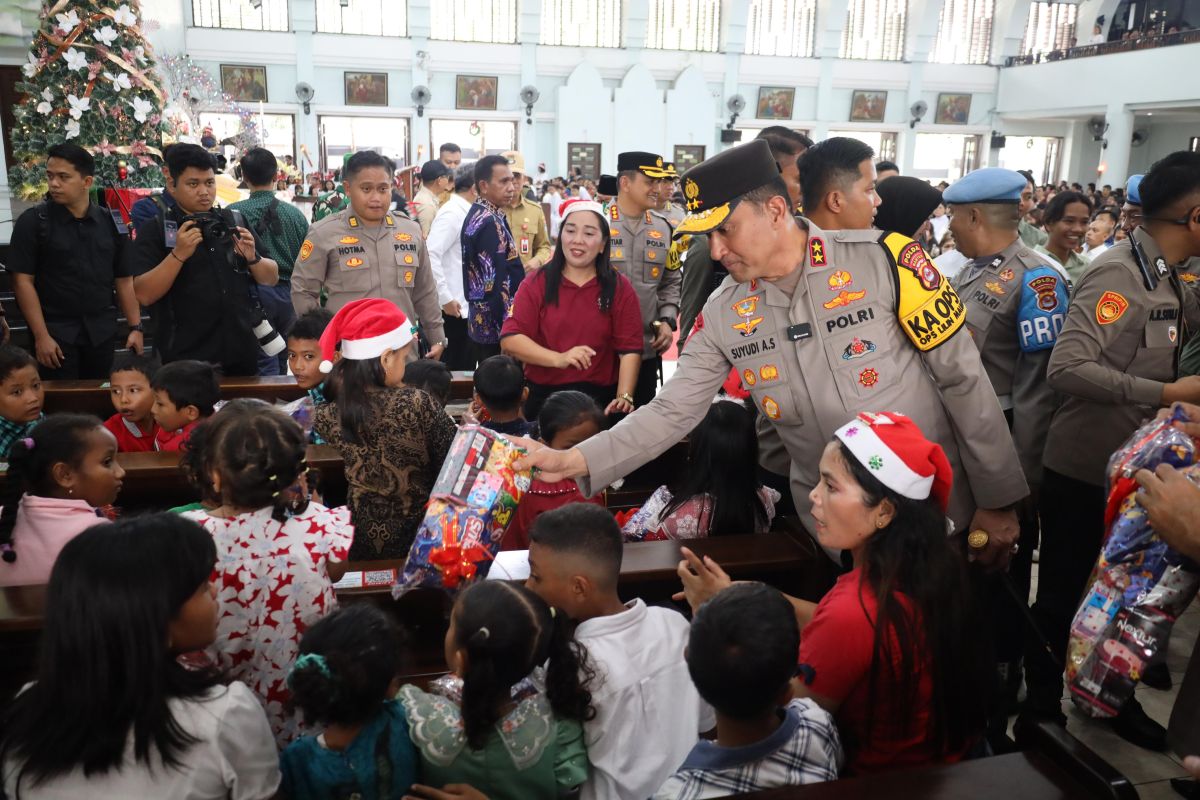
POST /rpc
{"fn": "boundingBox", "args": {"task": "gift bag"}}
[1066,410,1200,718]
[394,426,531,594]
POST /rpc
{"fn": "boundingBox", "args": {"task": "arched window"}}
[315,0,406,36]
[431,0,517,43]
[192,0,288,31]
[646,0,720,51]
[540,0,622,46]
[840,0,907,60]
[931,0,994,63]
[1021,1,1078,55]
[745,0,817,57]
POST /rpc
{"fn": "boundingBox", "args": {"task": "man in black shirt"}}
[126,144,279,376]
[9,143,142,379]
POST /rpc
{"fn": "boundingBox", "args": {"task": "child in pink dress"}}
[183,400,353,746]
[0,414,124,587]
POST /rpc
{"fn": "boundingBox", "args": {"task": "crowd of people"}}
[0,124,1199,800]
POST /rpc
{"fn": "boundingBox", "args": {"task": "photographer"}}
[127,144,279,376]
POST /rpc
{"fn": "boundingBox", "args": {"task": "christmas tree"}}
[8,0,168,201]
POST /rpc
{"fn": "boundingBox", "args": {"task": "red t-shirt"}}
[798,568,965,774]
[500,269,643,387]
[104,413,160,453]
[500,478,606,550]
[154,420,200,452]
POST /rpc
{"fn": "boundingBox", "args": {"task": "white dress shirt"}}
[427,192,472,315]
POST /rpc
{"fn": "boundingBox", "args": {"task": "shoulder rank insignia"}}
[810,237,827,267]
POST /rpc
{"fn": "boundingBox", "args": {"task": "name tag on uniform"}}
[520,236,530,256]
[786,323,812,341]
[108,208,129,236]
[163,218,178,247]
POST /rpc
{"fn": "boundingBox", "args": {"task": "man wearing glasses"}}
[1024,152,1200,751]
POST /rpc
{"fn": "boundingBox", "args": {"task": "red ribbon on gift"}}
[430,543,489,588]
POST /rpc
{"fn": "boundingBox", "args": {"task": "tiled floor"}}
[1026,565,1198,798]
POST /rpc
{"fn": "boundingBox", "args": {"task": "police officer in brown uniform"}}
[518,140,1027,568]
[500,151,552,274]
[1024,151,1200,749]
[611,152,681,406]
[292,151,446,360]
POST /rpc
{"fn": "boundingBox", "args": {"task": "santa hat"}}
[318,298,415,374]
[833,411,952,512]
[558,198,605,223]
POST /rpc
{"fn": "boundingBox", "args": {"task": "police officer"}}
[1120,173,1145,236]
[517,140,1027,569]
[1017,170,1049,249]
[291,150,446,360]
[945,167,1073,740]
[500,151,552,274]
[1024,151,1200,749]
[610,151,680,405]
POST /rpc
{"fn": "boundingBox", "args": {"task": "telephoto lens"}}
[254,319,286,356]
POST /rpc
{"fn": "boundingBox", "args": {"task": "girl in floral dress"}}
[622,399,780,541]
[184,402,353,746]
[399,581,593,799]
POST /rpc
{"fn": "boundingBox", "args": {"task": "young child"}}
[0,514,280,798]
[403,358,452,410]
[622,400,781,542]
[474,354,531,437]
[103,353,160,453]
[282,604,417,800]
[312,299,456,559]
[527,503,714,800]
[653,583,843,798]
[0,414,124,587]
[397,581,591,799]
[182,402,353,745]
[151,359,220,452]
[0,345,44,457]
[501,391,605,551]
[287,308,335,400]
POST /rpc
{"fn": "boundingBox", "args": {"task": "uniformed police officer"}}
[500,151,552,274]
[945,167,1073,739]
[291,150,446,360]
[1018,170,1049,249]
[1121,173,1144,236]
[610,151,681,406]
[516,140,1027,569]
[1024,151,1200,749]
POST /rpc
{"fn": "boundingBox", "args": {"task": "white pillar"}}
[0,111,14,245]
[291,0,319,177]
[1100,102,1134,188]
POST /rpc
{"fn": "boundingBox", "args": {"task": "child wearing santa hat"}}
[312,298,457,559]
[675,412,987,776]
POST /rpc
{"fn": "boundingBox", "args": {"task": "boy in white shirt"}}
[526,503,714,800]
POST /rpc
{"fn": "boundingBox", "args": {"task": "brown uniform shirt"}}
[291,208,445,350]
[953,237,1072,485]
[608,204,681,358]
[503,198,552,270]
[1045,227,1200,486]
[577,220,1028,539]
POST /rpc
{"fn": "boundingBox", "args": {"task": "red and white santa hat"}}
[318,298,416,373]
[833,411,952,512]
[558,198,605,223]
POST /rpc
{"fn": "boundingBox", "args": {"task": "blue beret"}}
[942,168,1026,205]
[1126,174,1143,206]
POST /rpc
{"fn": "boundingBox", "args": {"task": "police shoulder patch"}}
[878,232,965,352]
[299,240,314,261]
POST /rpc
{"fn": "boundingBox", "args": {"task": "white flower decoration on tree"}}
[22,52,39,77]
[104,71,132,91]
[93,25,119,46]
[36,88,53,114]
[112,4,138,26]
[54,9,81,34]
[67,94,91,120]
[65,119,81,139]
[130,96,153,123]
[63,48,87,71]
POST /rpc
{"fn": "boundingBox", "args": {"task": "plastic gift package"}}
[1067,410,1200,717]
[394,426,531,594]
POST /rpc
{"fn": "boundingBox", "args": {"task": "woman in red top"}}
[501,199,643,419]
[677,411,987,774]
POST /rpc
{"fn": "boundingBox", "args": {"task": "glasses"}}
[1142,205,1200,226]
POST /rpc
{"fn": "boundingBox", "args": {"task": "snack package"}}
[395,426,531,594]
[1067,410,1200,718]
[280,395,315,439]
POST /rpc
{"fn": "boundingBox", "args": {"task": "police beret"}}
[942,168,1026,205]
[617,151,670,178]
[1126,174,1144,206]
[675,139,781,237]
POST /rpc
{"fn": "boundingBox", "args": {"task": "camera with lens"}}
[181,210,234,245]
